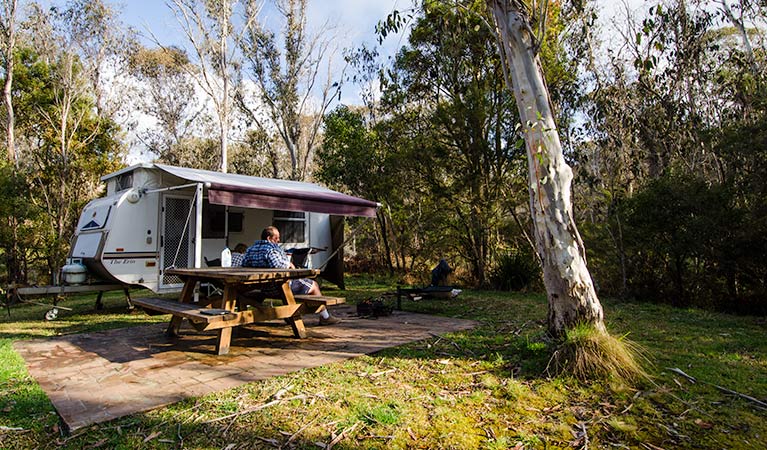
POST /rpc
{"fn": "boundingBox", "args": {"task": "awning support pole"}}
[195,183,203,268]
[194,182,203,302]
[142,182,209,195]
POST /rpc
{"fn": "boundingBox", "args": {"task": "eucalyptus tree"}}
[239,0,342,181]
[582,0,767,311]
[487,0,608,338]
[23,3,99,167]
[13,3,123,281]
[128,45,204,159]
[165,0,255,173]
[58,0,135,120]
[1,0,18,163]
[372,0,610,338]
[9,44,122,281]
[716,0,765,74]
[1,0,23,283]
[577,0,718,299]
[376,0,524,286]
[319,105,418,275]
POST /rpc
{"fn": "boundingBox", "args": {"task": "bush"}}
[619,173,766,314]
[490,247,542,292]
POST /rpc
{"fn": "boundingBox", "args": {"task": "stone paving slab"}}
[13,306,477,432]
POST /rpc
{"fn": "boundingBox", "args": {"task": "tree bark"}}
[2,0,17,163]
[488,0,605,337]
[219,4,230,173]
[376,210,394,276]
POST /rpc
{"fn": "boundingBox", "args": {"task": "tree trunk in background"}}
[718,0,757,75]
[488,0,605,337]
[218,10,230,173]
[2,0,17,163]
[168,0,238,173]
[376,211,394,276]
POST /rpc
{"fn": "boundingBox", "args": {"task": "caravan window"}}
[203,200,243,238]
[273,210,306,243]
[116,173,133,192]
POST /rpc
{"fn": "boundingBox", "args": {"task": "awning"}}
[154,164,379,217]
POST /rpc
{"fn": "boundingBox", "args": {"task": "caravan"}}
[67,163,378,294]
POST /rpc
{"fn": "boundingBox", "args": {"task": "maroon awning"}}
[153,164,379,217]
[208,185,378,217]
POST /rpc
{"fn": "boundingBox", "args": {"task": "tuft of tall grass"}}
[548,323,651,384]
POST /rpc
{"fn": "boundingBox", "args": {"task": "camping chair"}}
[287,247,326,269]
[202,257,223,297]
[395,259,460,310]
[204,257,221,267]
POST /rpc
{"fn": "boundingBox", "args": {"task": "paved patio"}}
[13,306,477,432]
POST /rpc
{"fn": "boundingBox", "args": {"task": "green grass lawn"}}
[1,279,765,449]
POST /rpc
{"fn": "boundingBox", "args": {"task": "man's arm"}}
[266,246,292,269]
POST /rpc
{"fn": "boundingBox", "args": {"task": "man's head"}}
[261,226,280,243]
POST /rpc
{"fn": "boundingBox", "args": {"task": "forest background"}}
[1,0,765,315]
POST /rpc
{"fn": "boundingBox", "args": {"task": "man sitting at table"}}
[242,226,341,325]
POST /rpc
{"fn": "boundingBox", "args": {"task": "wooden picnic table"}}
[134,267,320,355]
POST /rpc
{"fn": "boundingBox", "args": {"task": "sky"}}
[112,0,647,63]
[108,0,647,101]
[113,0,416,60]
[110,0,418,108]
[104,0,645,162]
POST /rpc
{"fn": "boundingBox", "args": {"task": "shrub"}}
[490,247,542,292]
[619,173,767,314]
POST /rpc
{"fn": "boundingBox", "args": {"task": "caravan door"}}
[160,195,195,290]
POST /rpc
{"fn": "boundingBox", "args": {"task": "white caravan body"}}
[68,163,378,293]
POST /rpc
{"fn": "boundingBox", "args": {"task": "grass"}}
[548,323,650,383]
[0,279,765,449]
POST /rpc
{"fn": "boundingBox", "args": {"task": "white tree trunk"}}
[488,0,605,337]
[168,0,239,174]
[718,0,757,75]
[2,0,17,163]
[219,5,230,173]
[3,49,14,162]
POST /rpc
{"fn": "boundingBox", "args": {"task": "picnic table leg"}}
[222,284,237,311]
[281,282,307,338]
[220,284,240,346]
[215,327,233,355]
[166,316,183,337]
[166,278,197,337]
[286,317,307,338]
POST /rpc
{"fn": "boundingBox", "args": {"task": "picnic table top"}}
[165,267,320,283]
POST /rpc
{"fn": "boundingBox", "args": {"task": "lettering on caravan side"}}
[102,252,158,265]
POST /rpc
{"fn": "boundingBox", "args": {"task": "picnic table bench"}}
[131,267,343,355]
[293,294,345,312]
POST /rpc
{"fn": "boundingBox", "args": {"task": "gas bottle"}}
[221,247,232,267]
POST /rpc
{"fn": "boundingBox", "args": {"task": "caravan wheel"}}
[45,308,59,321]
